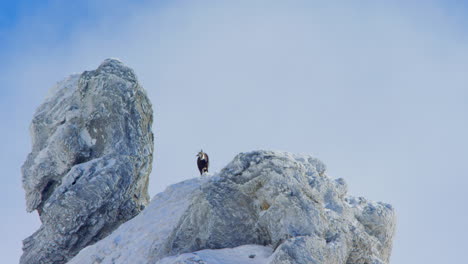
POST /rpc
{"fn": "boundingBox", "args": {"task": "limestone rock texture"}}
[20,59,154,264]
[69,150,396,264]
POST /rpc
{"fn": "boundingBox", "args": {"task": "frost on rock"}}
[157,244,273,264]
[20,59,154,264]
[69,150,395,264]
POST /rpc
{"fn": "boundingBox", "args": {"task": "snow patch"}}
[157,245,273,264]
[68,178,204,264]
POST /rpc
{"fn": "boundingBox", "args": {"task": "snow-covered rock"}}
[20,59,154,264]
[157,244,273,264]
[68,150,396,264]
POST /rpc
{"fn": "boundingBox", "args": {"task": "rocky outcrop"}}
[20,59,154,264]
[69,151,396,264]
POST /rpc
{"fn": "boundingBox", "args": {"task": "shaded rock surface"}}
[20,59,154,264]
[69,150,395,264]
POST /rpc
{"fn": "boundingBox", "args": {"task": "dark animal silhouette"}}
[196,150,209,175]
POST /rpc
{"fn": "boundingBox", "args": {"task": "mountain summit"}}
[69,150,395,264]
[21,59,395,264]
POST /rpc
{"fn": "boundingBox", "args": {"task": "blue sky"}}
[1,1,468,263]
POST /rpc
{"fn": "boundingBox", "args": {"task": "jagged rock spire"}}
[20,59,154,264]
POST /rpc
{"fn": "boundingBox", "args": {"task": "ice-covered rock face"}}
[20,59,154,264]
[69,150,395,264]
